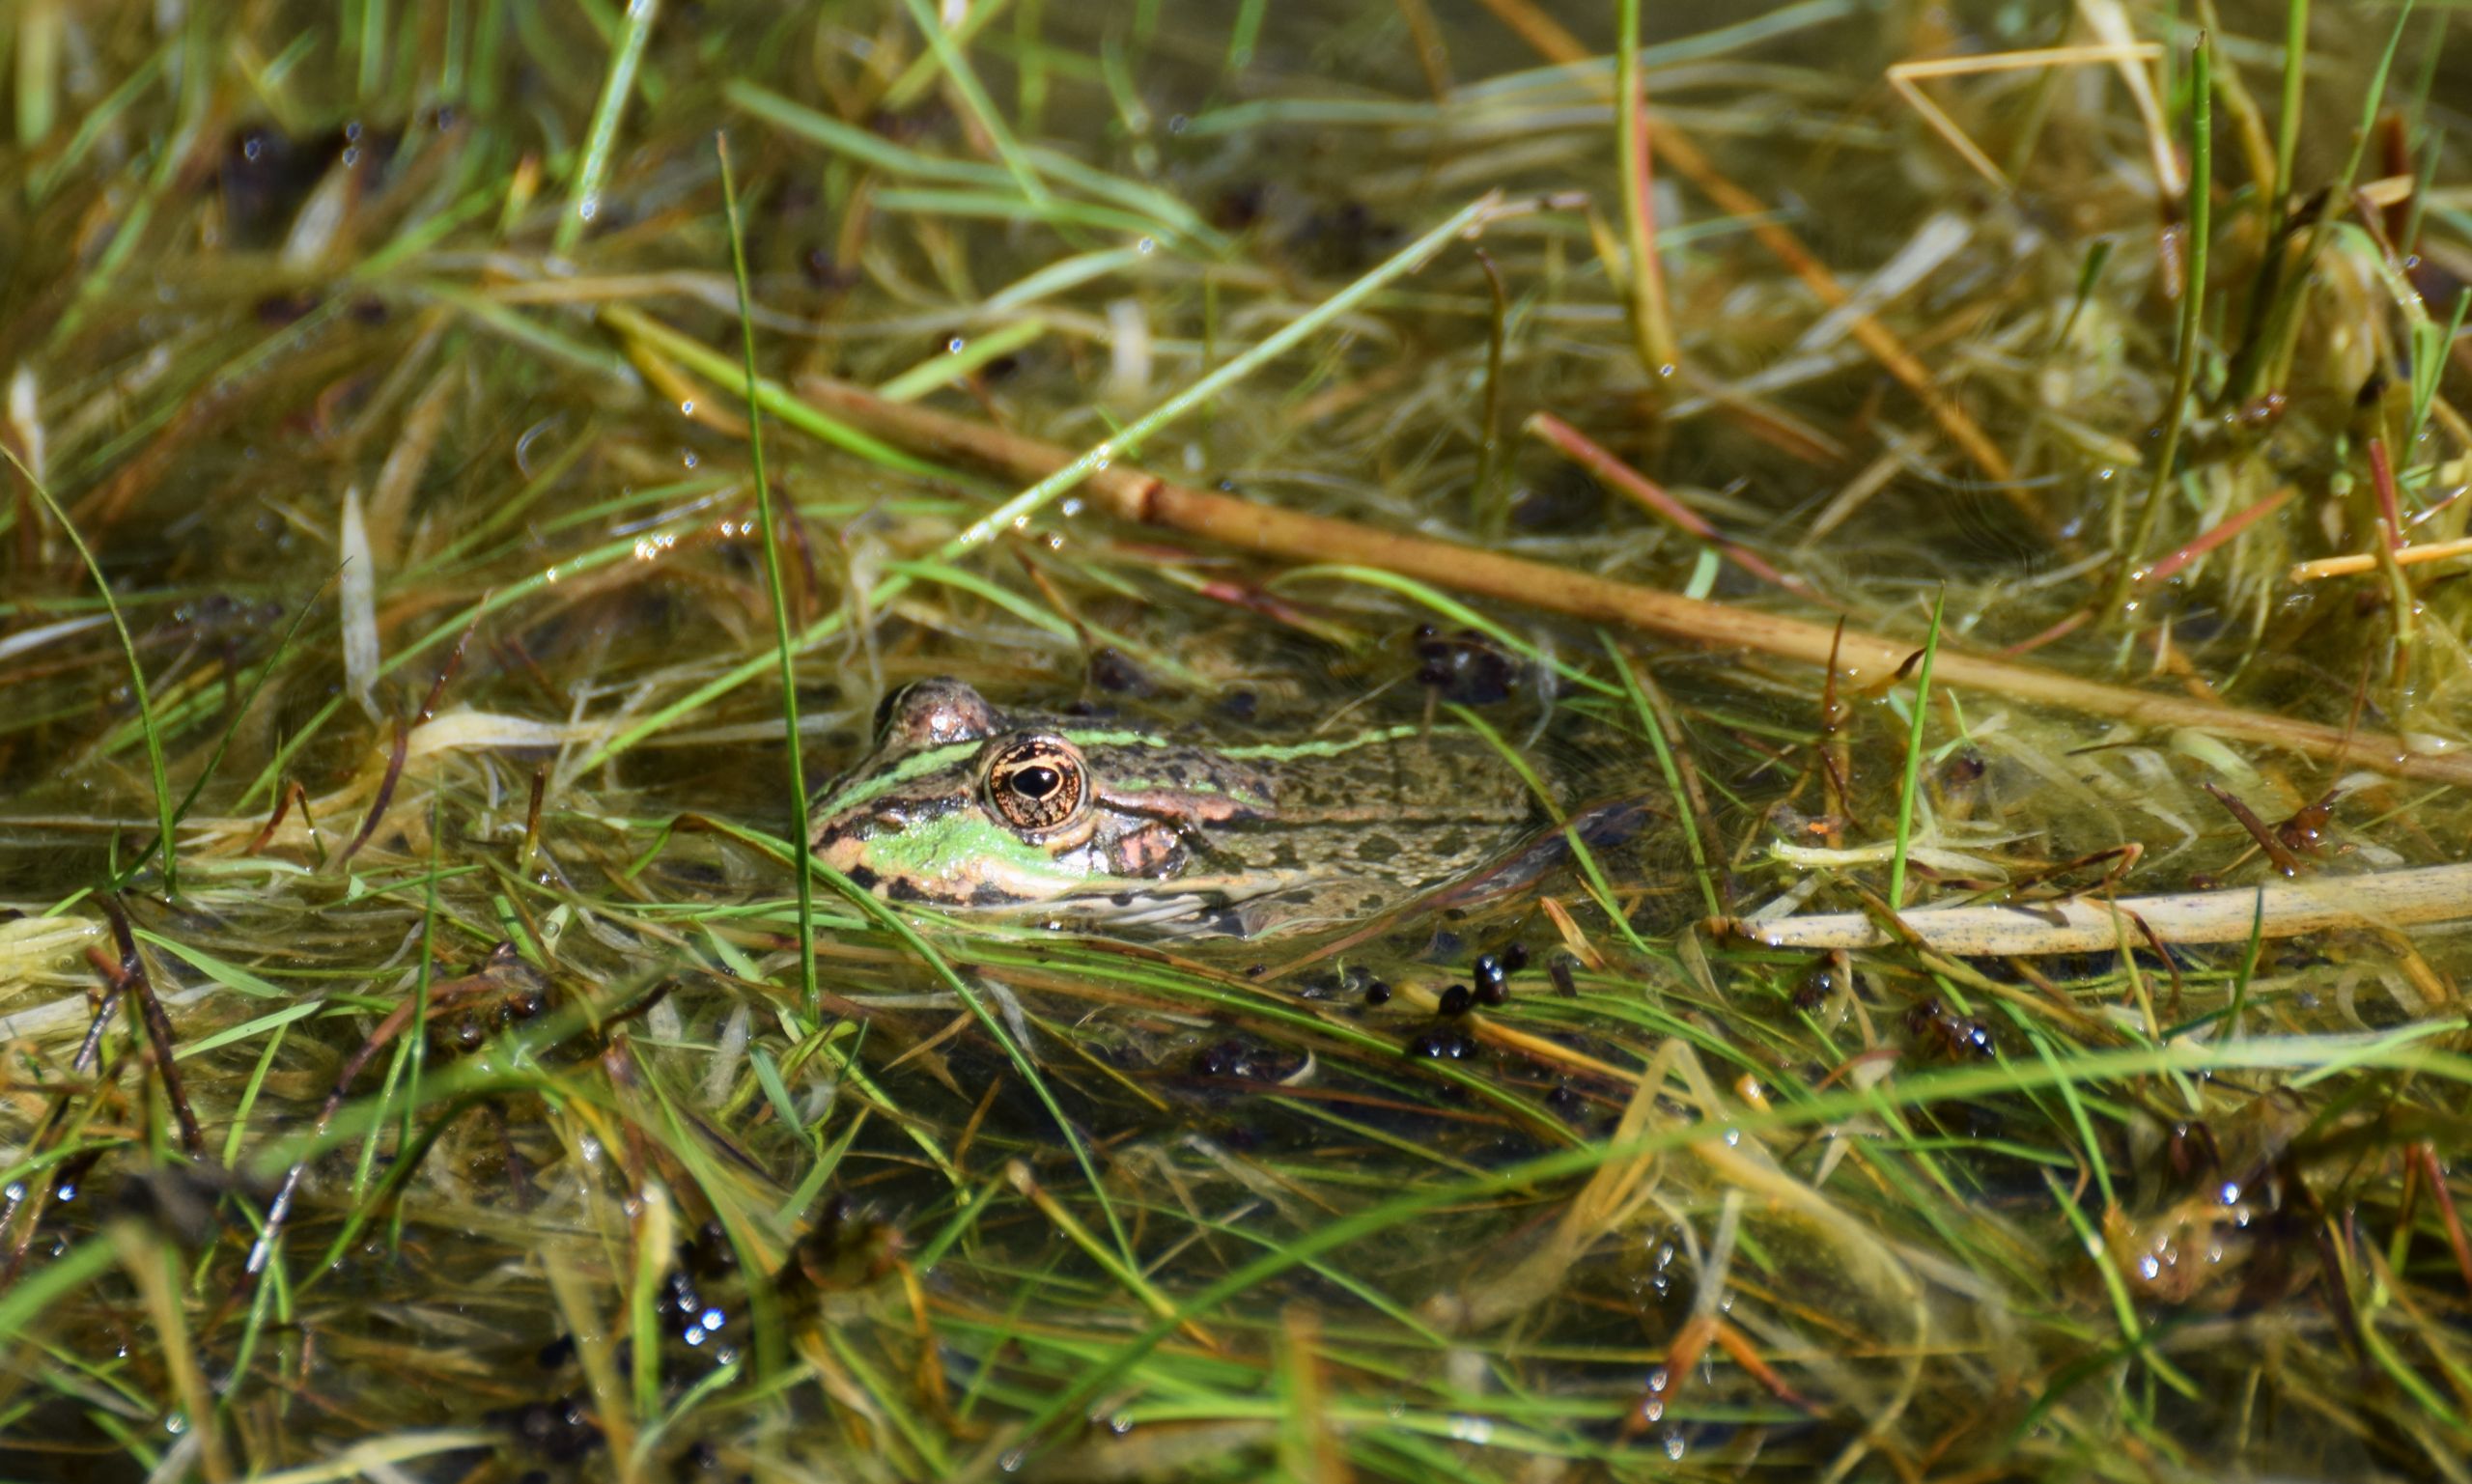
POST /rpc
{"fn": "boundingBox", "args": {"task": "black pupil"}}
[1011,765,1060,799]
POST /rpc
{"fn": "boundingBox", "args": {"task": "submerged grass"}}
[2,2,2472,1481]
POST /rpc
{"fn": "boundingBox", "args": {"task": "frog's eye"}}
[983,736,1089,834]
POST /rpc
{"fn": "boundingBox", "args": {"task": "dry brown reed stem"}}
[793,376,2472,790]
[1390,0,1453,100]
[1711,861,2472,956]
[1524,411,1804,593]
[101,898,205,1160]
[2414,1141,2472,1295]
[1467,0,1587,65]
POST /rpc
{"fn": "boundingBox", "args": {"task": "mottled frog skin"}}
[807,678,1541,937]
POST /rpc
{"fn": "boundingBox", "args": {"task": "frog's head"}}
[808,678,1266,911]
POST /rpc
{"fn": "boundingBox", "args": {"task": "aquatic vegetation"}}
[2,2,2470,1480]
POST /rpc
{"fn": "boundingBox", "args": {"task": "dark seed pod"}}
[1363,980,1391,1006]
[1087,647,1149,695]
[1197,1039,1253,1078]
[1473,953,1507,1004]
[1548,953,1579,998]
[1415,626,1522,705]
[1501,942,1530,972]
[1437,984,1474,1017]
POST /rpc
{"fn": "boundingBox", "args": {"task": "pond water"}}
[2,2,2468,1480]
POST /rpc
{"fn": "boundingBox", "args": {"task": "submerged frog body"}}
[808,677,1546,937]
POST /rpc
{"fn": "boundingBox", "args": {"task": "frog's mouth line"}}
[907,869,1325,938]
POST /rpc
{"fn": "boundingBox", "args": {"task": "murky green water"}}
[2,2,2469,1480]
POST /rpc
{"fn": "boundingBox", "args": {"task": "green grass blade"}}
[1886,589,1947,910]
[2115,29,2210,610]
[719,132,822,1023]
[0,1237,120,1343]
[0,445,180,897]
[117,577,329,882]
[897,0,1052,210]
[1605,635,1721,918]
[553,0,660,255]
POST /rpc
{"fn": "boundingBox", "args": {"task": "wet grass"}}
[4,1,2472,1480]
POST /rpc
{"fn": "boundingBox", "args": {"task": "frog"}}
[806,677,1555,937]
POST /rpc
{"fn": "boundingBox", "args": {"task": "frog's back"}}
[1194,724,1547,935]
